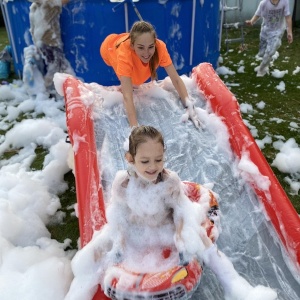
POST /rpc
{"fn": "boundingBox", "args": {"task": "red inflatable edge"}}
[63,78,109,299]
[63,78,106,245]
[192,63,300,267]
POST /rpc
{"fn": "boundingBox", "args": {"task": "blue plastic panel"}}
[4,0,220,85]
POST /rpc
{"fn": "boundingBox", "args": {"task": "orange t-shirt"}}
[100,33,172,85]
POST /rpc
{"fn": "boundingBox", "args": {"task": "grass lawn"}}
[219,25,300,213]
[0,29,9,48]
[0,26,79,248]
[0,23,299,249]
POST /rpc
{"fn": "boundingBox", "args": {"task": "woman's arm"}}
[120,76,139,127]
[164,64,188,107]
[164,64,202,128]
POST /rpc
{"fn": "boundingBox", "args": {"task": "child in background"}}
[28,0,74,89]
[100,21,201,129]
[22,45,47,96]
[246,0,293,77]
[66,125,277,300]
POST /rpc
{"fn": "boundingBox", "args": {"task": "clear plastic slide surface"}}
[63,63,300,299]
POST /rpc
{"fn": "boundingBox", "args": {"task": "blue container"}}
[1,0,32,78]
[0,61,10,79]
[0,45,12,79]
[3,0,220,85]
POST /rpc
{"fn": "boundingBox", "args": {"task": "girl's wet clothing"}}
[67,169,277,300]
[29,0,74,88]
[255,0,291,71]
[255,0,290,40]
[29,0,63,48]
[106,169,219,260]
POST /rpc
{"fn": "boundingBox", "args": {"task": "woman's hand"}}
[182,98,202,129]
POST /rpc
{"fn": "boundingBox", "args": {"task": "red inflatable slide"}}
[192,63,300,266]
[63,62,300,299]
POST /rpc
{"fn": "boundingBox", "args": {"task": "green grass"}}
[0,23,299,251]
[0,25,78,247]
[219,25,300,212]
[0,26,9,48]
[30,146,49,170]
[47,171,79,250]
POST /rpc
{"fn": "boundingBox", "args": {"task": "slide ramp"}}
[63,63,300,299]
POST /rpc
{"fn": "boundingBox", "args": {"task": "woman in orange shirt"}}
[100,21,200,128]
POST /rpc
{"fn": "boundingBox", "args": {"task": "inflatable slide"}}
[62,63,300,299]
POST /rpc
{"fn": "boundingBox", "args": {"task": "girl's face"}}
[131,32,156,64]
[129,138,164,182]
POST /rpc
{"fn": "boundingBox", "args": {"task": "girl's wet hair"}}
[129,125,164,158]
[116,21,159,80]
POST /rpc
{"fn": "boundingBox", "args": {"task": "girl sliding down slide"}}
[66,126,277,300]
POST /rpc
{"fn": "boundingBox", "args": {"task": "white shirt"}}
[255,0,291,39]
